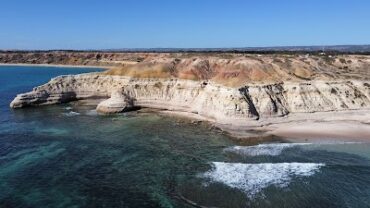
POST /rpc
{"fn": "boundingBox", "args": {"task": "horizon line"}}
[1,44,370,53]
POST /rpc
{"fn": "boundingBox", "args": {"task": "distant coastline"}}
[2,44,370,54]
[0,63,110,70]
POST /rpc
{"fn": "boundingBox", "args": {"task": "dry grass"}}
[105,63,173,78]
[101,54,370,87]
[212,73,247,87]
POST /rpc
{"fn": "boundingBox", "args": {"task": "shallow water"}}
[1,66,370,207]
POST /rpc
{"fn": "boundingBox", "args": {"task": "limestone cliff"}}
[10,73,370,126]
[7,52,370,138]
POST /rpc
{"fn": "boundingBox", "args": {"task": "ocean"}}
[0,66,370,207]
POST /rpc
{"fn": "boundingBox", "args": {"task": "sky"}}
[0,0,369,50]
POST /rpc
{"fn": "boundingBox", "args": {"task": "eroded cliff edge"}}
[8,53,370,140]
[10,73,370,138]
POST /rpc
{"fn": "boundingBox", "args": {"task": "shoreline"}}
[158,108,370,143]
[0,63,111,70]
[272,121,370,143]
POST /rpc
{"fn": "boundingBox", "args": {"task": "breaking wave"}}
[203,162,324,197]
[225,143,310,156]
[225,142,363,156]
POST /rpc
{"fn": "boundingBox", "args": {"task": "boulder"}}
[96,89,134,114]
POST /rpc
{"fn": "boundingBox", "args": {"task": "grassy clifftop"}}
[104,53,370,87]
[1,51,369,87]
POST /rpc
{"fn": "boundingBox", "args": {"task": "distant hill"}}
[1,45,370,54]
[103,45,370,53]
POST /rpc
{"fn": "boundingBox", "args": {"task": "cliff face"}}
[6,52,370,139]
[2,52,370,86]
[10,73,370,126]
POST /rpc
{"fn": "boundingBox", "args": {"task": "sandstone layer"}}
[1,52,370,85]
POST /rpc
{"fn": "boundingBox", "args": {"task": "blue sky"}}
[0,0,369,50]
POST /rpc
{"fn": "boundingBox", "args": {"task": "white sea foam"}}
[203,162,324,197]
[64,107,73,110]
[225,143,310,156]
[85,110,98,116]
[63,111,80,116]
[226,142,363,156]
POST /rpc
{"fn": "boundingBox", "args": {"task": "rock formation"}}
[10,74,370,123]
[7,52,370,139]
[96,88,135,114]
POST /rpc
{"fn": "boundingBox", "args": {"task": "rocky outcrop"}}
[10,73,370,127]
[96,89,134,114]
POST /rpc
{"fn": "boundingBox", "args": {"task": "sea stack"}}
[96,88,134,114]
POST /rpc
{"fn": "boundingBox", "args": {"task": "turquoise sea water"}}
[0,66,370,208]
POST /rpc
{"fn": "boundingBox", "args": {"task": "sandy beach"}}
[271,121,370,142]
[158,108,370,143]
